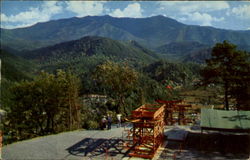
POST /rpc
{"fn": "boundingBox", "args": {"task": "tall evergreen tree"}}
[200,41,250,110]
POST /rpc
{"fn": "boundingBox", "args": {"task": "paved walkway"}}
[3,126,127,160]
[3,125,249,160]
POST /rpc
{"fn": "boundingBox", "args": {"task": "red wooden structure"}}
[156,100,192,125]
[127,100,193,159]
[128,104,165,159]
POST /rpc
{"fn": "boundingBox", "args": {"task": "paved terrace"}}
[3,125,250,160]
[3,126,127,160]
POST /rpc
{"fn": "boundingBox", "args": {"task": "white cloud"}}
[1,1,63,29]
[1,23,36,29]
[231,4,250,19]
[158,1,229,14]
[183,12,224,26]
[1,13,8,21]
[42,1,63,15]
[157,1,227,27]
[178,17,187,21]
[110,3,143,18]
[66,1,105,17]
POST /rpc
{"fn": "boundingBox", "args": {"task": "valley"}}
[1,13,249,160]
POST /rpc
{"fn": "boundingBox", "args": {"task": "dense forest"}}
[1,34,249,145]
[0,41,199,144]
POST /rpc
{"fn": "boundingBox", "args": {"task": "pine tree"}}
[200,41,250,110]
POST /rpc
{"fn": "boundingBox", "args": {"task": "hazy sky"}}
[1,1,250,30]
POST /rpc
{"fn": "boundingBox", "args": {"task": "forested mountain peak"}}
[23,36,160,64]
[2,15,250,51]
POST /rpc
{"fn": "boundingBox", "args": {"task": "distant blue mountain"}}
[1,15,250,51]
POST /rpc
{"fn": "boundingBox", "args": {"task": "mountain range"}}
[1,15,250,52]
[22,36,160,64]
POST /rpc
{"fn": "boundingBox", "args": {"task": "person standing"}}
[107,114,112,130]
[116,113,122,128]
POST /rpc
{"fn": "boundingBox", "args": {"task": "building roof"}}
[201,108,250,131]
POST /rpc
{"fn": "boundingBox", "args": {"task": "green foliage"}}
[136,73,172,102]
[200,41,250,110]
[23,36,158,65]
[183,48,212,64]
[0,49,36,81]
[0,49,37,113]
[92,61,139,115]
[156,41,209,59]
[143,60,201,87]
[4,70,81,143]
[86,121,99,130]
[89,60,180,115]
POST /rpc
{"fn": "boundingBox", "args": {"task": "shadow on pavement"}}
[66,137,126,158]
